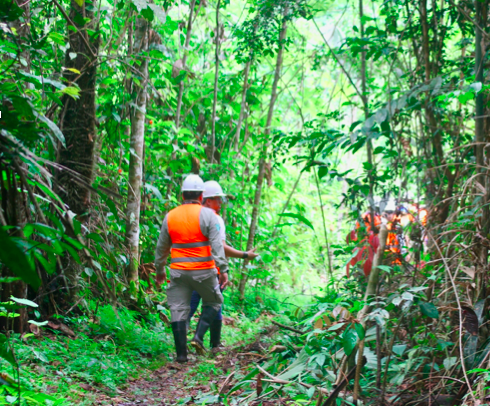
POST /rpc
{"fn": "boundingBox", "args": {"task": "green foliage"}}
[419,302,439,319]
[0,304,172,404]
[0,228,41,289]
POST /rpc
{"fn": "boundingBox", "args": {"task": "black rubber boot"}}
[210,319,222,349]
[171,321,188,363]
[191,306,218,355]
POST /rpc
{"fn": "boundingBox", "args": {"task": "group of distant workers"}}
[356,199,428,266]
[154,174,258,363]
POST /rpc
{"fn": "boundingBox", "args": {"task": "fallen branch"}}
[219,370,236,395]
[271,320,304,334]
[237,352,267,358]
[256,365,329,394]
[322,362,361,406]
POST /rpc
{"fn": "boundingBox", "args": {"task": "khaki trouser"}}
[166,268,223,322]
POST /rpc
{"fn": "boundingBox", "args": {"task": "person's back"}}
[167,204,215,270]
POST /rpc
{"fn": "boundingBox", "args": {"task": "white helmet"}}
[182,174,205,192]
[203,181,226,198]
[383,198,397,212]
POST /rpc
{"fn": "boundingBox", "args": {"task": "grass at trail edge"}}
[0,300,276,406]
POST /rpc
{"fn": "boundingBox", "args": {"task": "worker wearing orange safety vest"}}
[382,200,402,263]
[383,201,428,263]
[155,174,228,363]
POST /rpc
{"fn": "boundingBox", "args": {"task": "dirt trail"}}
[98,325,278,406]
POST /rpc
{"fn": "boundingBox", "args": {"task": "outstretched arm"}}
[224,244,259,260]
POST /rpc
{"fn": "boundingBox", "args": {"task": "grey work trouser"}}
[166,268,223,322]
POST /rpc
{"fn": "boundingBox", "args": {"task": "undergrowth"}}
[0,296,274,405]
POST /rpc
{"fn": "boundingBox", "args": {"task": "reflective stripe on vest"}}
[170,256,214,263]
[171,241,211,249]
[167,204,216,270]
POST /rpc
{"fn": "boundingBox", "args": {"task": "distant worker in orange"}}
[154,174,228,363]
[382,199,402,264]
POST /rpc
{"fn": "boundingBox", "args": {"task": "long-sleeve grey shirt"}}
[154,203,228,276]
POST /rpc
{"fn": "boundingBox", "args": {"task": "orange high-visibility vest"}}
[167,204,216,270]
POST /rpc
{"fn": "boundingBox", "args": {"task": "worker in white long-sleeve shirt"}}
[188,181,259,349]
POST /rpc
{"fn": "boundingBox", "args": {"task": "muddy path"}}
[96,324,279,406]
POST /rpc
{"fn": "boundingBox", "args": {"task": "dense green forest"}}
[1,0,490,404]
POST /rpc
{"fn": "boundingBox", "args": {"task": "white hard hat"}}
[203,181,226,198]
[384,198,397,212]
[182,174,205,192]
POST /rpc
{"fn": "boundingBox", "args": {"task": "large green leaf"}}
[474,300,486,323]
[276,349,309,380]
[279,213,314,230]
[464,335,478,369]
[354,322,365,340]
[34,111,66,147]
[0,227,41,290]
[342,326,358,356]
[145,183,163,201]
[420,302,439,319]
[0,333,16,367]
[11,296,38,307]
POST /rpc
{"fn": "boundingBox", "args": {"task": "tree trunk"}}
[167,0,197,198]
[175,0,196,128]
[359,0,376,232]
[420,0,430,84]
[208,0,221,163]
[475,0,485,180]
[314,168,333,279]
[475,0,489,300]
[238,10,288,301]
[234,60,252,152]
[56,0,99,294]
[125,17,149,285]
[271,169,302,239]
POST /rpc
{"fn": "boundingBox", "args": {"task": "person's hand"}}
[247,248,259,261]
[156,273,166,287]
[219,272,231,290]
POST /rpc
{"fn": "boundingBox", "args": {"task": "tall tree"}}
[167,0,197,197]
[55,0,99,293]
[474,0,489,297]
[238,7,289,301]
[209,0,221,163]
[234,61,252,152]
[175,0,197,128]
[125,16,149,286]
